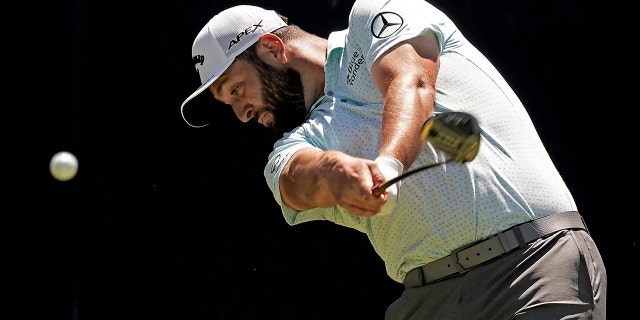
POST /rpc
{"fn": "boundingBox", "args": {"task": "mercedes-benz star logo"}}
[371,12,403,39]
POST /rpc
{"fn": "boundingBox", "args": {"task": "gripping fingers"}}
[338,192,387,217]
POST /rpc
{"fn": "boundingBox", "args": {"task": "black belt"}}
[403,211,587,288]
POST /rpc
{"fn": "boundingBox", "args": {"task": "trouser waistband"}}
[403,211,587,288]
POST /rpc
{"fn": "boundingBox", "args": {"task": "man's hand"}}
[320,153,389,217]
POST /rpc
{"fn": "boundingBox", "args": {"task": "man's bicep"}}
[371,31,440,94]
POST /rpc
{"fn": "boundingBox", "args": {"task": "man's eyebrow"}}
[214,75,228,97]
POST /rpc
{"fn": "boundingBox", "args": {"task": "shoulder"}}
[348,0,385,23]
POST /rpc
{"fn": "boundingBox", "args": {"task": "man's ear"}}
[256,34,288,65]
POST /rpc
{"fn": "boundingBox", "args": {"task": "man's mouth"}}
[256,112,272,128]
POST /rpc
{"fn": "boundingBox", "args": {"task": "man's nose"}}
[231,101,254,123]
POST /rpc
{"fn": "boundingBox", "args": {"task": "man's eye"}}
[231,86,239,95]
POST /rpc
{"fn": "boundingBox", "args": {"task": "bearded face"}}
[241,48,308,134]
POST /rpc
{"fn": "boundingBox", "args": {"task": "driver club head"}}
[421,112,481,162]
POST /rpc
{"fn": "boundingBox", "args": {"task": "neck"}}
[285,34,328,111]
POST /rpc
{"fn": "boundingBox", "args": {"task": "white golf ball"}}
[50,151,79,181]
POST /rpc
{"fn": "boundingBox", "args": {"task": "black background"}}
[21,0,635,319]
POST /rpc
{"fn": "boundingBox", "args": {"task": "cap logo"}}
[192,54,205,66]
[228,20,264,51]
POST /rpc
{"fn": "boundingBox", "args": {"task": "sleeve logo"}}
[370,12,403,39]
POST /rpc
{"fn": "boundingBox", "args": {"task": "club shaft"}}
[376,162,445,192]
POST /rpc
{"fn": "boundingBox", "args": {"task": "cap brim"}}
[180,59,233,128]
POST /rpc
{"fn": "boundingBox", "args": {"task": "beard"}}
[251,57,308,134]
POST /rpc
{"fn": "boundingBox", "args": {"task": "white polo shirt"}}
[263,0,577,283]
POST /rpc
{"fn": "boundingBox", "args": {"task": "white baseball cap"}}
[180,5,287,127]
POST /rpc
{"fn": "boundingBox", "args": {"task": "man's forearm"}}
[278,149,385,215]
[279,148,336,210]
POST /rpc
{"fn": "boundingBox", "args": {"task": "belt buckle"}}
[451,241,478,274]
[456,234,510,270]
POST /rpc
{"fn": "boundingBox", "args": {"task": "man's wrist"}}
[375,156,404,179]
